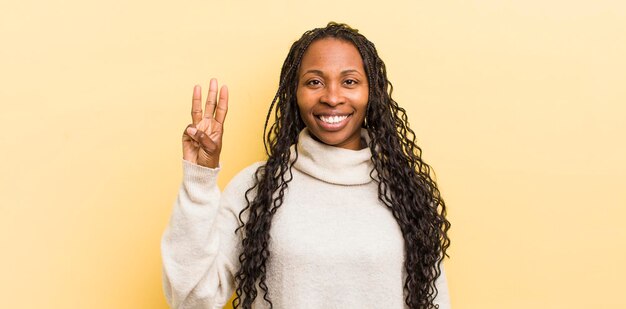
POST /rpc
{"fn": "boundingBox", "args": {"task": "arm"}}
[162,79,238,308]
[161,160,241,309]
[161,159,262,309]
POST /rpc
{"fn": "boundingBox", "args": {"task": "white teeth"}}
[319,115,348,124]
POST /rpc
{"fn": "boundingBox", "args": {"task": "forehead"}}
[298,38,365,73]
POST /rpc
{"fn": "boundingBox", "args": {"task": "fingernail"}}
[186,127,197,135]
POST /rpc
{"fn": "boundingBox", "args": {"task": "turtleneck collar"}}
[289,128,375,186]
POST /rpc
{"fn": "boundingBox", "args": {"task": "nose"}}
[320,83,344,107]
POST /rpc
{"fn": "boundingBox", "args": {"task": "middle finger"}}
[204,78,218,120]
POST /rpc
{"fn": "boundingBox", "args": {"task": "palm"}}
[182,117,223,164]
[182,78,228,168]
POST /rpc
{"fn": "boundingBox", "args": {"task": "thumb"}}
[187,126,218,153]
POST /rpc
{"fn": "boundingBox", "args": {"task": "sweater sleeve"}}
[161,160,248,309]
[433,265,451,309]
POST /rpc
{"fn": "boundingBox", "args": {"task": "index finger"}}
[214,85,228,125]
[191,85,202,125]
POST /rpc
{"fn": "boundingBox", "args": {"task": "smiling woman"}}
[161,22,451,309]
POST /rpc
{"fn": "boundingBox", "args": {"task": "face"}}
[296,38,369,150]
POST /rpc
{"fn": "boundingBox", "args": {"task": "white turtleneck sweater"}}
[161,128,451,309]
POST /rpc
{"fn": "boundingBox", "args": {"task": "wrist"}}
[202,157,220,169]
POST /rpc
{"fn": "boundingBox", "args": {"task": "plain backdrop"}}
[1,0,625,308]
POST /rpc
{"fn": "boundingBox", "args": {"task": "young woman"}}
[162,22,451,309]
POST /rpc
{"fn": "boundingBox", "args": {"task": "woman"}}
[162,22,451,309]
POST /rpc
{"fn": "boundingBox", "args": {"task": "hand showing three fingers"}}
[182,78,228,168]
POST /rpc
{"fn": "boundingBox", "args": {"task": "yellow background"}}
[1,0,625,308]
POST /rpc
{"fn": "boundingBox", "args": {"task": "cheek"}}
[296,86,303,103]
[297,105,312,123]
[295,100,312,125]
[349,86,368,101]
[353,93,368,124]
[351,91,369,113]
[296,90,315,114]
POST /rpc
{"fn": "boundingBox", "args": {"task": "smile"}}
[313,113,353,132]
[318,114,350,124]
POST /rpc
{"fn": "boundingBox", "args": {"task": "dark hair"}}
[232,22,451,309]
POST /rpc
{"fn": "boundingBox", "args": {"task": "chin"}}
[308,126,361,149]
[316,134,348,146]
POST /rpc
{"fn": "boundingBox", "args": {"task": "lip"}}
[314,113,353,132]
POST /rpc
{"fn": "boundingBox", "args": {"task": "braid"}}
[232,22,451,309]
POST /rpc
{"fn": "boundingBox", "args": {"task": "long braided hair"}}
[232,22,451,309]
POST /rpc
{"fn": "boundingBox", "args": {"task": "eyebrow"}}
[302,69,362,76]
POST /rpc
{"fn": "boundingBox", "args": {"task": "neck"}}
[290,128,375,185]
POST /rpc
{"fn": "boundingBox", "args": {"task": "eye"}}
[344,79,358,86]
[305,79,323,87]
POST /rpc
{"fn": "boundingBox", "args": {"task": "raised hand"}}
[182,78,228,168]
